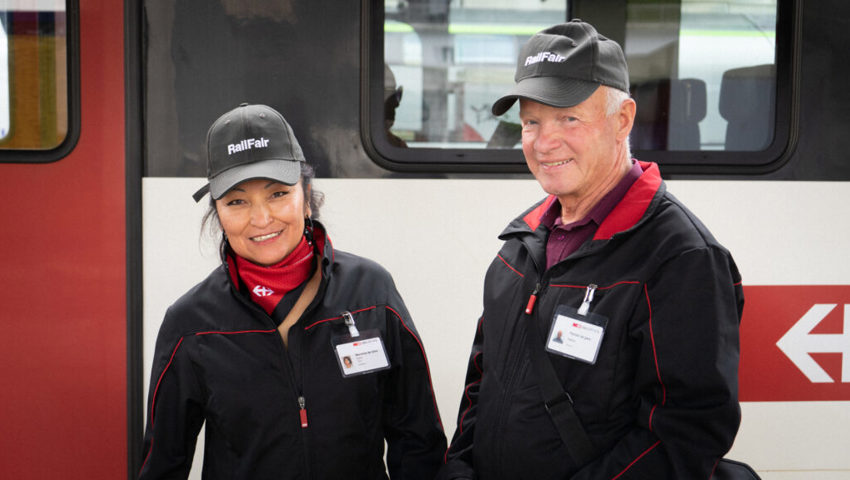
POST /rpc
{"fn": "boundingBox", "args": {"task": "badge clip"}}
[577,284,597,316]
[342,311,360,337]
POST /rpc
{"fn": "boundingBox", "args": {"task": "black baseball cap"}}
[192,103,306,202]
[492,19,630,116]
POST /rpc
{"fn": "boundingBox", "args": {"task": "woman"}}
[140,104,446,479]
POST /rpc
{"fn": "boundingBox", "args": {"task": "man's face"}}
[519,87,633,207]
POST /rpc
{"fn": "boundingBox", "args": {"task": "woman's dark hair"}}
[201,162,325,251]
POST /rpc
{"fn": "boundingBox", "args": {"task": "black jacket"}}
[140,224,446,479]
[442,162,744,480]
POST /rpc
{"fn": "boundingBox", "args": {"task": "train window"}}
[626,1,778,153]
[382,1,567,150]
[368,0,790,173]
[0,0,78,163]
[368,0,567,171]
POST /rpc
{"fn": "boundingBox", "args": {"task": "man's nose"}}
[534,122,562,153]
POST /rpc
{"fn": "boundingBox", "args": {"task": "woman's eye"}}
[225,198,245,207]
[271,190,289,199]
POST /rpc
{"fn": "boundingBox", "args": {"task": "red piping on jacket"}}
[549,280,641,290]
[444,316,484,464]
[645,284,667,434]
[497,254,525,278]
[386,305,445,431]
[140,336,185,475]
[710,458,721,478]
[611,440,661,479]
[457,351,483,436]
[140,329,280,475]
[302,306,378,330]
[195,329,277,336]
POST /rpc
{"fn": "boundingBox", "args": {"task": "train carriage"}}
[1,0,848,478]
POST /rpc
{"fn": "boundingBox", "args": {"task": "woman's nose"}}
[250,203,273,226]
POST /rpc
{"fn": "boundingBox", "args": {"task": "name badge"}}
[546,305,608,365]
[333,330,390,377]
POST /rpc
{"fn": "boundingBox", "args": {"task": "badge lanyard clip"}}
[576,284,597,316]
[342,311,360,337]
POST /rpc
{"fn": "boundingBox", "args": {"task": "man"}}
[439,20,743,479]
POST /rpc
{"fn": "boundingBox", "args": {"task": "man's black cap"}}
[492,19,630,116]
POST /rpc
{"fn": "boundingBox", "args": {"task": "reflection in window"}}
[0,2,68,151]
[382,0,778,153]
[384,0,567,150]
[625,0,777,151]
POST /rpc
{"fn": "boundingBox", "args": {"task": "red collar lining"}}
[523,161,661,240]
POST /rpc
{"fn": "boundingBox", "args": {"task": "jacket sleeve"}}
[381,296,448,480]
[437,316,484,480]
[139,312,205,480]
[571,246,744,479]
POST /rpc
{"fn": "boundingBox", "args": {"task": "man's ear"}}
[617,97,636,142]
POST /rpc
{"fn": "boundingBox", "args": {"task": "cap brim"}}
[196,159,302,201]
[192,183,211,203]
[492,77,601,116]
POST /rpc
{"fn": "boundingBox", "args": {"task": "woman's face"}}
[215,178,310,266]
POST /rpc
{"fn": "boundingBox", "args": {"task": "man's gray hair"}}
[605,86,631,117]
[604,86,633,159]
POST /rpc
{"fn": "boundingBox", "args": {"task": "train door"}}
[0,1,130,478]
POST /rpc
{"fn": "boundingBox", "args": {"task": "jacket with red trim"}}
[140,222,446,480]
[441,162,744,480]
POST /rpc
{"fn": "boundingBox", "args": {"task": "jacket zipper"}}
[493,240,547,473]
[493,280,544,474]
[525,283,541,314]
[289,293,324,479]
[298,395,308,428]
[273,314,312,478]
[226,261,319,478]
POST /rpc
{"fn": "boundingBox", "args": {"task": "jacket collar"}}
[501,161,664,240]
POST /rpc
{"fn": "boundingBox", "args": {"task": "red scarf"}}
[234,236,314,314]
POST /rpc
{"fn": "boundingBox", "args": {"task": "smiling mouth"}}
[541,159,572,168]
[251,231,281,242]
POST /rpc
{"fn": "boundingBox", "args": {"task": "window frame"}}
[0,0,80,164]
[361,0,798,176]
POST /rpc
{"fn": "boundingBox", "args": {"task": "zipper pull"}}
[577,284,597,316]
[525,283,541,315]
[298,396,308,428]
[342,311,359,337]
